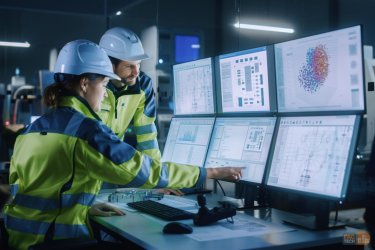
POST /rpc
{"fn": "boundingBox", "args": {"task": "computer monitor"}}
[275,25,364,113]
[204,117,276,184]
[173,57,215,116]
[266,115,360,200]
[216,46,277,114]
[175,35,200,63]
[162,117,215,166]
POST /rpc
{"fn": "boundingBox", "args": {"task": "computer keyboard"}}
[127,200,195,221]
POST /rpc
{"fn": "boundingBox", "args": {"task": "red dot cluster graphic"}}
[298,44,329,93]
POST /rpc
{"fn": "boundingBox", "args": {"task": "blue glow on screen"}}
[175,35,200,63]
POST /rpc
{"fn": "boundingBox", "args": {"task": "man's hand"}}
[89,203,125,217]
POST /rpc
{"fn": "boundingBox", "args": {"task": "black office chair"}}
[0,218,99,250]
[0,217,8,250]
[28,238,99,250]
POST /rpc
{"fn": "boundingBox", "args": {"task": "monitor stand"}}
[275,200,345,230]
[235,183,268,209]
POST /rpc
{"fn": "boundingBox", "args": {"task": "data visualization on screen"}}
[204,117,276,184]
[275,26,364,113]
[266,115,360,199]
[217,46,275,113]
[173,58,215,115]
[162,117,215,166]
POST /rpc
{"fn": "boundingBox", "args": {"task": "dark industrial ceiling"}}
[0,0,145,16]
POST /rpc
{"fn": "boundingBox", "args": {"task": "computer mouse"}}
[162,222,193,234]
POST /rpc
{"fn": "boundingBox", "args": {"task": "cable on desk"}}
[226,216,234,224]
[334,201,339,223]
[216,180,226,196]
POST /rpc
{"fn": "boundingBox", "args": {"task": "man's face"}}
[113,60,141,87]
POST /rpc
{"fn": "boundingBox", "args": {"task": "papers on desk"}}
[187,213,295,242]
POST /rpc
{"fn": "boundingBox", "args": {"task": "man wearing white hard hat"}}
[99,27,160,167]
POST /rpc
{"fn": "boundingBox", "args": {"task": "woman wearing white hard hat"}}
[3,40,243,250]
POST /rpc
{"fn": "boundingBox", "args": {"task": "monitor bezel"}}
[264,114,361,201]
[215,45,277,115]
[274,25,365,115]
[172,57,216,117]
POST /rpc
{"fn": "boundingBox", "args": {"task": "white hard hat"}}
[99,27,149,62]
[54,39,120,80]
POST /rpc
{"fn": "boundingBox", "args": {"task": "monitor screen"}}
[204,117,276,184]
[175,35,200,63]
[266,115,360,199]
[216,46,276,114]
[173,57,215,115]
[162,117,215,166]
[275,26,364,113]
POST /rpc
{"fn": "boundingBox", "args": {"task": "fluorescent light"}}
[0,41,31,48]
[234,22,294,33]
[116,11,122,16]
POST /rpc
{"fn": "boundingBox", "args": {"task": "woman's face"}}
[83,76,109,112]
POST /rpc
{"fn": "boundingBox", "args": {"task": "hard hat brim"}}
[114,53,150,62]
[105,72,121,80]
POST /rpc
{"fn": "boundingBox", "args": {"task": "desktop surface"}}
[91,193,362,250]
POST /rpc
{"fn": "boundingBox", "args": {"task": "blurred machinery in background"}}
[361,45,375,155]
[0,69,54,163]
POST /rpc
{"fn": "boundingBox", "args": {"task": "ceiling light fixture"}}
[0,41,31,48]
[234,22,294,33]
[115,11,122,16]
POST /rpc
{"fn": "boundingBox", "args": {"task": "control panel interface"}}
[219,47,271,113]
[162,117,215,166]
[267,115,359,198]
[173,57,215,115]
[275,26,364,112]
[205,117,276,183]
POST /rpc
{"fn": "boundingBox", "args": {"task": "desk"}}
[90,194,364,250]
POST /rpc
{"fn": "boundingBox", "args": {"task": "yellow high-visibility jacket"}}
[98,72,161,162]
[4,94,205,250]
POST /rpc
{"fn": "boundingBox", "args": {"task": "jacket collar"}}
[107,78,141,97]
[58,93,102,121]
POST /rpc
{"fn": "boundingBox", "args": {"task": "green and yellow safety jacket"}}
[98,72,161,162]
[4,93,205,250]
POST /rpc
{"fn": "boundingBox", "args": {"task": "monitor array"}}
[165,25,364,200]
